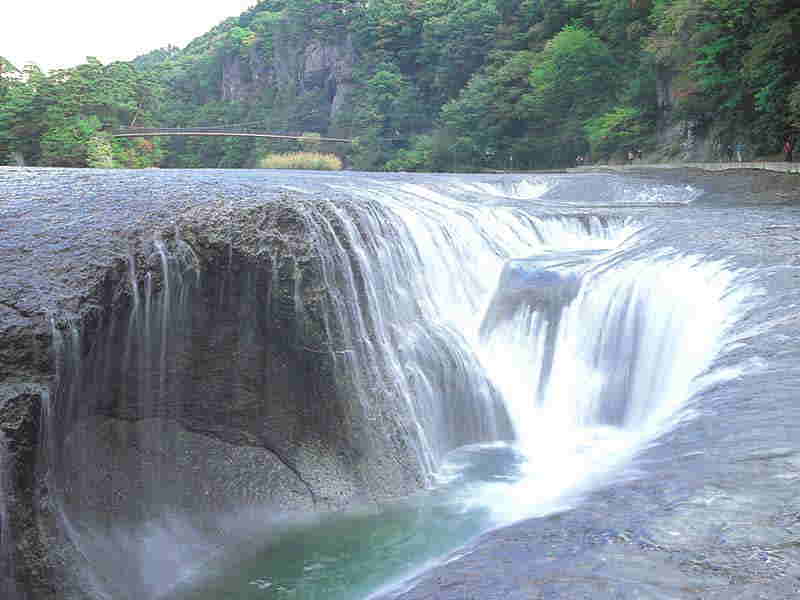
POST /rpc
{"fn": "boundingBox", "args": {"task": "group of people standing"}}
[573,149,642,166]
[626,149,643,163]
[724,138,795,162]
[724,142,746,162]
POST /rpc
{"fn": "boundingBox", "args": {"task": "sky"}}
[1,1,258,71]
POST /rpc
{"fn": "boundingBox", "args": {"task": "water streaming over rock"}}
[10,174,752,600]
[468,251,749,529]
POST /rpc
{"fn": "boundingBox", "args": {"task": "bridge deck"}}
[111,128,354,143]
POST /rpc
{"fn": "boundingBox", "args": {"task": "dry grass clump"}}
[259,152,343,170]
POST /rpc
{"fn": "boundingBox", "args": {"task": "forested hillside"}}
[2,0,799,170]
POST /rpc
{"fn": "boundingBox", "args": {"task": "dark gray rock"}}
[479,262,581,339]
[0,168,423,598]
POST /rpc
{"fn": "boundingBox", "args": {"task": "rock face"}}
[220,26,355,131]
[0,169,423,599]
[479,262,581,340]
[653,67,713,161]
[479,258,584,405]
[0,295,56,598]
[1,385,50,599]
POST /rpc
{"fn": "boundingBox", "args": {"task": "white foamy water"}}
[335,181,751,530]
[468,252,751,525]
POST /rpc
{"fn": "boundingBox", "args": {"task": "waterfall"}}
[31,174,752,599]
[288,181,637,473]
[480,250,746,434]
[467,249,749,524]
[312,179,749,529]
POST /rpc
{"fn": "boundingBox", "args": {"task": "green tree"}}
[0,65,48,164]
[743,2,800,148]
[418,0,501,103]
[520,26,620,166]
[0,58,164,166]
[86,133,115,168]
[0,57,22,162]
[585,106,646,159]
[40,115,103,167]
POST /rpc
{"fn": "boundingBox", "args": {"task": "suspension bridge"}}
[111,125,355,143]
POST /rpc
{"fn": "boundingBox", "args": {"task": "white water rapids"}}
[320,178,747,491]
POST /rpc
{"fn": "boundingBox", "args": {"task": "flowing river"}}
[3,167,799,600]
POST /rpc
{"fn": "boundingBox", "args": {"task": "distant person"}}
[735,142,744,162]
[726,144,734,161]
[784,138,794,162]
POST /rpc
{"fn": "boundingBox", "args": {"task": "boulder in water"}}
[479,260,581,338]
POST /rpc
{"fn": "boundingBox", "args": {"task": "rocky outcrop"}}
[302,36,355,119]
[0,169,423,599]
[653,67,718,162]
[1,385,50,599]
[220,26,355,130]
[479,262,581,339]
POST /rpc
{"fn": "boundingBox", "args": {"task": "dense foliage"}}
[1,0,798,170]
[0,57,164,167]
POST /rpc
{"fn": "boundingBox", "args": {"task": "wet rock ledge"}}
[0,168,422,599]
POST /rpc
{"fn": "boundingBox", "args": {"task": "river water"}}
[157,173,752,600]
[3,167,799,599]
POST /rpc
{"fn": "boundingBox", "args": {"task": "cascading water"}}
[36,174,751,600]
[467,250,749,526]
[307,180,640,474]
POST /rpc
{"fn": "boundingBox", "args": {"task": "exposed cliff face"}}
[303,36,355,120]
[0,301,58,597]
[652,67,715,162]
[219,30,355,130]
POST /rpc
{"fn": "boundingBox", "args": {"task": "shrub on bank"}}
[86,134,115,168]
[259,152,343,170]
